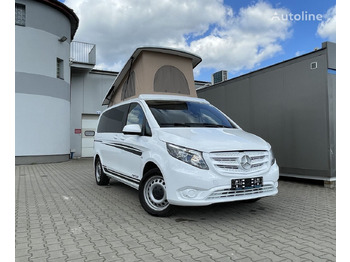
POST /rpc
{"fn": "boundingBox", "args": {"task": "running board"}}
[105,171,140,190]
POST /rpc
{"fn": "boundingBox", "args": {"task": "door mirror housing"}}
[122,124,142,135]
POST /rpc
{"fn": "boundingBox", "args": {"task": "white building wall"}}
[16,26,70,79]
[15,94,70,156]
[15,0,75,164]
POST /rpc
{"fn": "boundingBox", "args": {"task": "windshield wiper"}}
[159,123,233,128]
[195,123,233,128]
[204,124,230,128]
[159,123,192,127]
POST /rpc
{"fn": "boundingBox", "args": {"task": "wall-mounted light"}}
[58,36,67,42]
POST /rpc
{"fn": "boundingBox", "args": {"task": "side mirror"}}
[122,124,142,135]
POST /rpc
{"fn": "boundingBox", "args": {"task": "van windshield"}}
[146,101,235,128]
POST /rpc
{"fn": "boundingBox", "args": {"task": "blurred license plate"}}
[231,177,263,190]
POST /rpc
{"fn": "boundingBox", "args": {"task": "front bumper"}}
[162,158,279,206]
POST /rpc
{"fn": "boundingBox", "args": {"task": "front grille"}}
[209,150,269,174]
[207,184,275,199]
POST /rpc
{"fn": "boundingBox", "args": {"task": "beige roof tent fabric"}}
[102,47,202,106]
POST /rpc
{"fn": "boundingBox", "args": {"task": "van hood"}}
[158,128,270,152]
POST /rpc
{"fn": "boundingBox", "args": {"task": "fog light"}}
[181,189,198,199]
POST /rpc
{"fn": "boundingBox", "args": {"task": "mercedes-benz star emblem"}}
[240,155,252,170]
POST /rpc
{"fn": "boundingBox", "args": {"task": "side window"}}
[126,103,145,127]
[97,104,129,133]
[125,103,152,136]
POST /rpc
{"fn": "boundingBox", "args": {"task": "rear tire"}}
[95,158,110,185]
[139,168,173,217]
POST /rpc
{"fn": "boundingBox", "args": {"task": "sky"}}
[60,0,336,82]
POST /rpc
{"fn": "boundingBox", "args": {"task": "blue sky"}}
[61,0,336,82]
[236,0,336,76]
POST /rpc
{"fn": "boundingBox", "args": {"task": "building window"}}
[57,58,64,79]
[15,4,26,26]
[310,62,317,70]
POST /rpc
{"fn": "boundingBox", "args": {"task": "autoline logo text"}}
[272,11,323,21]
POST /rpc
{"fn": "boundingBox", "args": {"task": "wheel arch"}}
[94,154,100,166]
[139,162,173,216]
[143,161,161,178]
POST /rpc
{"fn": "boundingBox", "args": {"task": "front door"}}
[116,103,150,180]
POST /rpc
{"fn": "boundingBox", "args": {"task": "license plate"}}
[231,177,263,190]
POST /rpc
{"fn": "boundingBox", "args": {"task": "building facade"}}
[15,1,118,163]
[15,0,79,164]
[198,42,336,183]
[70,67,118,158]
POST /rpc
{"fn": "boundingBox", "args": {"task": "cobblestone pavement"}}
[15,159,336,262]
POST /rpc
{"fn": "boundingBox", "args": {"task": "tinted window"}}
[126,103,145,127]
[97,104,129,133]
[126,103,152,136]
[147,101,235,128]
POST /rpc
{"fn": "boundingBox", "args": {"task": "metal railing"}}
[70,41,96,65]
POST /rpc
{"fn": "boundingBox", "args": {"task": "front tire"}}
[139,168,173,217]
[95,158,110,185]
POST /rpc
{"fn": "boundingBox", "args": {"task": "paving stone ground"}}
[15,158,336,261]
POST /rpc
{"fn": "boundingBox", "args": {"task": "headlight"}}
[166,143,208,170]
[269,148,276,166]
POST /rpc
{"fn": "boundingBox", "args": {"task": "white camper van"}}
[94,47,279,216]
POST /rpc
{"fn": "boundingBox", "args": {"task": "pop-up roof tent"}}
[102,47,202,106]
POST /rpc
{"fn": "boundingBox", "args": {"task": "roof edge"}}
[197,42,334,93]
[36,0,79,40]
[133,47,202,68]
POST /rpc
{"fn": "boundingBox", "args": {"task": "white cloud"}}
[317,5,336,42]
[65,0,292,77]
[189,2,292,73]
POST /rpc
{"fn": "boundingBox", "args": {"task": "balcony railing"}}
[70,41,96,65]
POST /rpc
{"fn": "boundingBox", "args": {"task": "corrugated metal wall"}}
[198,43,336,181]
